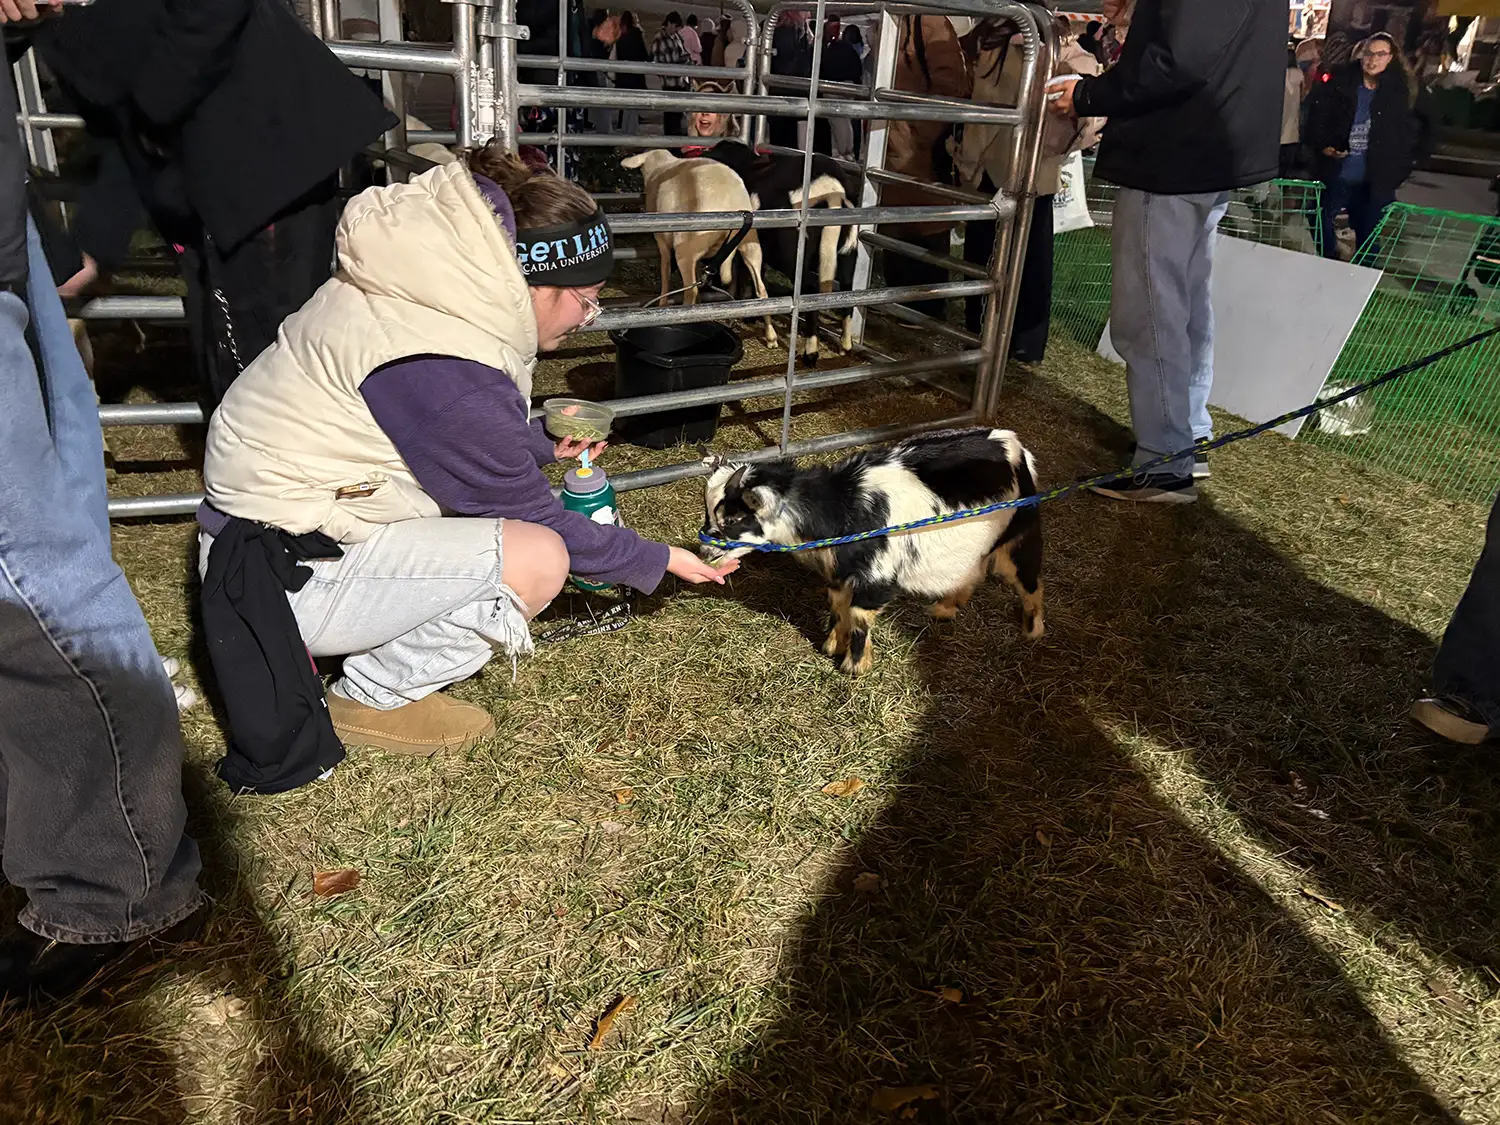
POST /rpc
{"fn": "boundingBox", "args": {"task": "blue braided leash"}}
[699,323,1500,555]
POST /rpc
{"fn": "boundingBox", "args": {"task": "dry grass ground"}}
[2,311,1498,1125]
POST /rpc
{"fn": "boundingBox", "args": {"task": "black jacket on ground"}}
[35,0,394,257]
[1073,0,1284,195]
[200,518,346,795]
[1305,62,1431,196]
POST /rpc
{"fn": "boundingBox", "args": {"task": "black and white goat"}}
[703,140,860,364]
[701,427,1044,676]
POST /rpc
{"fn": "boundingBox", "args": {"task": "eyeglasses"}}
[574,290,602,329]
[1366,48,1393,59]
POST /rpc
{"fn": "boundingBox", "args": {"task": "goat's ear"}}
[698,445,725,470]
[742,485,777,516]
[620,152,648,170]
[725,464,750,493]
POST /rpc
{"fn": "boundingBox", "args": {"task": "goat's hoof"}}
[839,652,872,677]
[928,603,959,622]
[1022,614,1046,640]
[822,631,846,658]
[799,352,819,369]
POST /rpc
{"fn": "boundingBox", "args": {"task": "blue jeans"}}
[1111,188,1231,478]
[1319,179,1394,260]
[0,219,202,943]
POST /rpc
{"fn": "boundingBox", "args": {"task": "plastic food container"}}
[542,398,615,442]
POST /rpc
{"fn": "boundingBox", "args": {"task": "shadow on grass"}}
[689,385,1494,1122]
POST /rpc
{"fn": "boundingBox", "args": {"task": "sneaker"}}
[326,690,495,756]
[161,657,199,712]
[1410,696,1492,746]
[0,903,209,1008]
[1126,441,1210,480]
[1090,472,1198,504]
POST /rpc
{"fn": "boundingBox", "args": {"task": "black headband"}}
[514,209,615,288]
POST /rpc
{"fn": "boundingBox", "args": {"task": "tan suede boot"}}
[326,691,496,756]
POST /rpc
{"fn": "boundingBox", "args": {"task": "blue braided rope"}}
[699,323,1500,554]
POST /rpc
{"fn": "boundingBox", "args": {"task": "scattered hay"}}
[3,329,1497,1124]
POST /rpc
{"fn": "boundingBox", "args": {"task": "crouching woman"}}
[200,145,732,758]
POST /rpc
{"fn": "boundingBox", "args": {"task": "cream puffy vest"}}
[204,161,539,543]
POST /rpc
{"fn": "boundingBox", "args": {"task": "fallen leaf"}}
[198,995,247,1027]
[1035,828,1053,847]
[614,787,635,805]
[589,995,636,1049]
[1337,495,1351,505]
[312,868,361,897]
[1298,886,1344,913]
[547,1061,572,1080]
[933,986,965,1004]
[821,777,865,798]
[554,904,568,918]
[870,1085,940,1113]
[1425,977,1470,1014]
[598,820,627,835]
[853,871,883,894]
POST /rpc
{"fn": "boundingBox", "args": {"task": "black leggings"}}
[963,174,1054,361]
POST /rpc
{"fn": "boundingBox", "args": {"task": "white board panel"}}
[1098,234,1381,439]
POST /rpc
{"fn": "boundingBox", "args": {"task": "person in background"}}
[1411,496,1500,746]
[880,14,971,318]
[1282,44,1304,177]
[651,11,692,138]
[614,10,648,135]
[959,10,1102,362]
[34,0,395,410]
[1305,33,1429,261]
[712,16,744,69]
[679,79,738,157]
[1051,0,1283,503]
[842,24,869,157]
[1100,23,1122,65]
[200,145,734,759]
[681,12,702,64]
[767,10,813,149]
[816,20,865,160]
[0,2,205,1005]
[699,16,716,64]
[584,10,617,134]
[1076,19,1107,66]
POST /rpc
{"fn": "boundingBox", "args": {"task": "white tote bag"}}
[1052,149,1093,235]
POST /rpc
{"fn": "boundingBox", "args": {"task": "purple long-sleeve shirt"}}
[360,358,670,593]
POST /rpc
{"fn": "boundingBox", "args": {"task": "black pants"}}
[880,229,952,319]
[663,110,684,139]
[964,178,1054,361]
[180,177,341,409]
[1434,492,1500,733]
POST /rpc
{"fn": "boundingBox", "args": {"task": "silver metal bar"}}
[870,301,982,346]
[321,0,340,41]
[761,73,871,99]
[78,297,185,321]
[99,403,205,427]
[531,351,982,419]
[493,0,517,149]
[761,143,863,173]
[108,494,203,519]
[608,203,1005,234]
[524,55,748,81]
[848,6,898,344]
[327,39,462,74]
[877,86,1022,123]
[456,2,481,148]
[866,168,993,205]
[591,279,992,332]
[14,52,57,172]
[409,129,458,145]
[514,84,1030,124]
[861,230,989,280]
[554,0,566,172]
[519,132,729,149]
[378,0,410,181]
[22,112,84,129]
[608,411,980,494]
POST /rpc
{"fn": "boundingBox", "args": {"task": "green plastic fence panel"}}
[1051,165,1325,352]
[1301,203,1500,504]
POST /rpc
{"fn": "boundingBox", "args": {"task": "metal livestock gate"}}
[15,0,1053,518]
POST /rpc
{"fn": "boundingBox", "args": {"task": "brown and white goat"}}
[701,427,1044,676]
[621,149,778,349]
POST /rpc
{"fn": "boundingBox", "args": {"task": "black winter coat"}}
[1305,62,1429,196]
[34,0,394,258]
[614,27,648,91]
[1073,0,1284,195]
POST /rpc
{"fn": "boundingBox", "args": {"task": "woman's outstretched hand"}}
[554,437,609,462]
[667,546,739,585]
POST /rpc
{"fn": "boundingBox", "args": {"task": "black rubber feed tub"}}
[611,322,744,450]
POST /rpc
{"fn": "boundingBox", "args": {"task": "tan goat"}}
[620,150,777,349]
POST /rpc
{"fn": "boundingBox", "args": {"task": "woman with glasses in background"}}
[199,144,731,758]
[1306,32,1431,260]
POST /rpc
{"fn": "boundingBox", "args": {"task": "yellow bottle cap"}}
[576,467,594,479]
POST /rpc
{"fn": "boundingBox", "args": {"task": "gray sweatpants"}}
[1111,187,1232,478]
